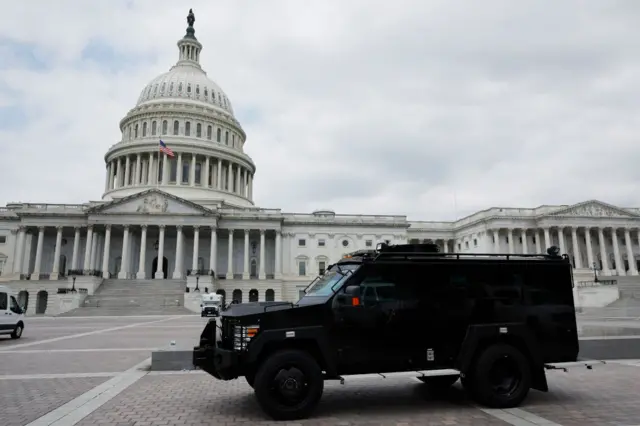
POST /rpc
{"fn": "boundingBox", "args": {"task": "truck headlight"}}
[233,325,259,351]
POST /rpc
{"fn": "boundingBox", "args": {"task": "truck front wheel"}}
[253,349,324,421]
[463,343,532,408]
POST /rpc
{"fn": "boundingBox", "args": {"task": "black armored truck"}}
[193,242,595,420]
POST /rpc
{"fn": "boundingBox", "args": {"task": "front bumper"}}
[193,344,241,380]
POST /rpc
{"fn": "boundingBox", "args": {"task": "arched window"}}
[134,124,138,138]
[173,120,179,135]
[204,88,208,99]
[225,131,229,144]
[162,120,168,135]
[178,82,183,92]
[196,85,200,95]
[151,121,157,136]
[170,82,174,92]
[185,122,191,136]
[142,122,147,137]
[207,125,212,140]
[249,289,259,302]
[265,289,275,302]
[161,82,166,93]
[196,123,202,138]
[232,289,242,303]
[216,128,221,142]
[187,83,192,93]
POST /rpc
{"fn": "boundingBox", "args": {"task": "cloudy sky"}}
[0,0,638,220]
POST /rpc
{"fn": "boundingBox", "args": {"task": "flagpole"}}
[157,140,161,190]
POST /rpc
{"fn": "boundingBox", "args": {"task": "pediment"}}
[90,190,212,216]
[548,200,639,218]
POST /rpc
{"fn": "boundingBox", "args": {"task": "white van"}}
[201,293,223,317]
[0,285,25,339]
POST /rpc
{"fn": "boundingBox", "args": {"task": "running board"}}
[325,368,461,384]
[544,359,605,372]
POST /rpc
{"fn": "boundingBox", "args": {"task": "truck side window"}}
[9,296,20,314]
[0,292,6,310]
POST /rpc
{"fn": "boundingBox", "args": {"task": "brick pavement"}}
[0,377,109,426]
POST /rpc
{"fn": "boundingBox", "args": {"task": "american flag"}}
[159,140,175,157]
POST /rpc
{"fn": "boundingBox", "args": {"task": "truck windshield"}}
[297,264,359,304]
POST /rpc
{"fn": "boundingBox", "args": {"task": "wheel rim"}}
[488,355,521,396]
[269,365,311,406]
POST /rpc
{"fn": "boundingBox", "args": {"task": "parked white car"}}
[0,285,25,339]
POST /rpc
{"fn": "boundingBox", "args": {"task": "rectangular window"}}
[157,160,163,183]
[318,239,325,247]
[169,158,177,183]
[185,122,191,136]
[298,239,306,247]
[196,123,202,137]
[473,239,477,247]
[173,120,179,135]
[0,236,6,244]
[0,292,6,310]
[162,120,167,135]
[152,121,157,136]
[298,261,306,276]
[195,162,202,185]
[318,261,326,275]
[225,131,229,144]
[365,240,373,247]
[182,160,189,184]
[207,125,212,140]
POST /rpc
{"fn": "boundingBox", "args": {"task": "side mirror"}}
[335,285,361,306]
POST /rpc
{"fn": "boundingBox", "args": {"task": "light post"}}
[194,270,200,292]
[592,261,599,282]
[70,271,77,293]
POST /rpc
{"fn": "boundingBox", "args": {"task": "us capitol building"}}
[1,12,639,311]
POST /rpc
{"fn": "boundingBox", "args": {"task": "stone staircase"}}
[58,279,193,316]
[607,275,640,308]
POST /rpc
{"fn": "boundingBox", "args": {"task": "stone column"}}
[108,162,115,191]
[104,164,111,192]
[248,174,253,200]
[235,166,241,195]
[83,226,93,271]
[155,225,166,279]
[227,162,233,192]
[102,225,112,278]
[13,227,25,275]
[535,229,541,253]
[226,229,234,279]
[217,159,222,190]
[71,227,81,270]
[192,226,200,271]
[597,228,610,275]
[507,229,514,254]
[124,156,131,187]
[174,225,184,279]
[116,158,123,188]
[611,229,624,276]
[177,153,183,184]
[543,227,551,250]
[190,154,196,186]
[520,229,528,254]
[624,228,637,275]
[259,229,266,279]
[443,239,449,253]
[570,227,582,269]
[493,230,500,253]
[51,226,63,280]
[135,154,142,185]
[204,157,210,188]
[243,229,250,279]
[137,225,147,279]
[118,225,130,279]
[31,227,45,278]
[585,227,594,269]
[275,230,282,279]
[147,153,154,185]
[557,227,566,255]
[161,153,169,185]
[209,228,217,275]
[90,232,99,270]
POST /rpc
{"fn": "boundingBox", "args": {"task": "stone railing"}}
[576,280,618,288]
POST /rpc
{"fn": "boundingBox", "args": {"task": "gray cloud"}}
[0,0,639,220]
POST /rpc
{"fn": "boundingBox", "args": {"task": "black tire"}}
[11,322,23,339]
[463,343,531,408]
[245,373,255,388]
[417,374,459,390]
[253,349,324,420]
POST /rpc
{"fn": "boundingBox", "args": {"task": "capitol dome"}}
[101,9,256,208]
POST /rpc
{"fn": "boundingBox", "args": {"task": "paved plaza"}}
[1,314,640,425]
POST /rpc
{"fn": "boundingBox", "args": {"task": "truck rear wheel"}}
[463,343,531,408]
[253,349,324,420]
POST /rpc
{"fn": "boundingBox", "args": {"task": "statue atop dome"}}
[187,9,195,28]
[185,8,196,39]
